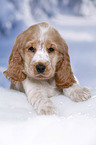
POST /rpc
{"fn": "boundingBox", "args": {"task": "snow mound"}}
[0,87,96,145]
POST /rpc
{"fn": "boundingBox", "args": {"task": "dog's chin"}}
[34,74,50,80]
[33,73,54,80]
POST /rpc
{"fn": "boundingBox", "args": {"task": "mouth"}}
[35,70,55,80]
[35,73,48,79]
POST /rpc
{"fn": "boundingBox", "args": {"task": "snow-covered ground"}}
[0,86,96,145]
[0,13,96,145]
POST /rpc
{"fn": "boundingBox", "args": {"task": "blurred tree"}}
[0,0,96,36]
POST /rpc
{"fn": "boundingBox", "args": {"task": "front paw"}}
[72,87,91,102]
[37,101,58,115]
[63,84,91,102]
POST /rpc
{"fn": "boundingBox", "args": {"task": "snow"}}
[0,116,96,145]
[0,87,96,145]
[0,1,96,144]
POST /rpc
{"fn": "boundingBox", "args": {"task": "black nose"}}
[36,64,46,73]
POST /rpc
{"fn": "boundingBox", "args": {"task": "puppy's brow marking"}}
[39,25,50,34]
[39,25,50,42]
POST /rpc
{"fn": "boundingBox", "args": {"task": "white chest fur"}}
[22,77,60,99]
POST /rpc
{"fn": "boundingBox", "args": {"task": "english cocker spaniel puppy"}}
[4,22,91,115]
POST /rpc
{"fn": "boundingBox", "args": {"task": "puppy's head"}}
[4,22,75,88]
[23,22,64,80]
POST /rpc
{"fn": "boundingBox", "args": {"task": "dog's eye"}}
[28,47,35,52]
[48,48,54,53]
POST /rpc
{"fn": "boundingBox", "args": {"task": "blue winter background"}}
[0,0,96,145]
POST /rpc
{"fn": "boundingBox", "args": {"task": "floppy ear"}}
[4,36,26,84]
[55,40,76,89]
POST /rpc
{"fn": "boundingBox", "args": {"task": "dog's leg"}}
[22,77,57,115]
[63,83,91,102]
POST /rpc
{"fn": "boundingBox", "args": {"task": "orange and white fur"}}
[4,22,91,115]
